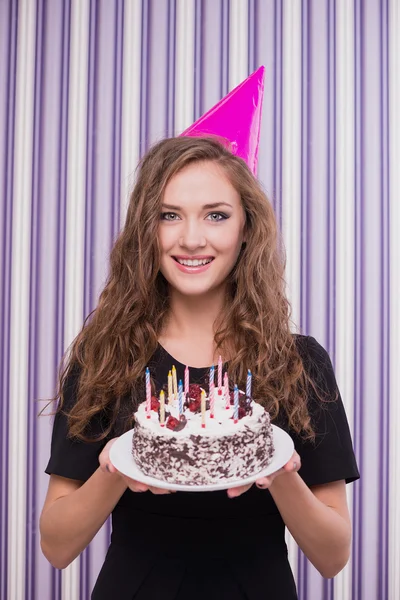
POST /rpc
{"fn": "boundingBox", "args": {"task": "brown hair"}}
[56,136,315,440]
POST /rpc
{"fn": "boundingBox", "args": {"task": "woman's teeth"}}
[176,258,213,266]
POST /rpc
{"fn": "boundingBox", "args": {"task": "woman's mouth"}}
[172,256,215,273]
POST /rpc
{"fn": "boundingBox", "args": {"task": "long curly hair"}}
[56,136,315,440]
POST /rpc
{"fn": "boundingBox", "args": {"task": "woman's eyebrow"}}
[161,202,233,210]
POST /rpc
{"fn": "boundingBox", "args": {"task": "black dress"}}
[45,336,360,600]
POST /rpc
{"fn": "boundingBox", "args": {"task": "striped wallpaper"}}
[0,1,398,599]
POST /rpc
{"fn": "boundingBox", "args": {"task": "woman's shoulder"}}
[293,333,329,359]
[293,334,336,388]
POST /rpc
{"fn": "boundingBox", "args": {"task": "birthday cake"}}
[131,373,275,486]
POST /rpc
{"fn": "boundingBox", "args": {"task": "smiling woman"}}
[40,136,359,600]
[158,161,246,297]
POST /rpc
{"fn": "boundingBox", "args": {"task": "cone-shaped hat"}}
[181,66,265,176]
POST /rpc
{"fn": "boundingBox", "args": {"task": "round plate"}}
[109,424,294,492]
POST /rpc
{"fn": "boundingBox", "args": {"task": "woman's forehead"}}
[164,162,241,208]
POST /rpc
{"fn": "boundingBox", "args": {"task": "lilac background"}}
[0,1,394,599]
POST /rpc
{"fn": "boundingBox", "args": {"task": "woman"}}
[40,136,359,599]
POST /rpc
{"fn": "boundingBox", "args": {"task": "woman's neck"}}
[164,287,225,339]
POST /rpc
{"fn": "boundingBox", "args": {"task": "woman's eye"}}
[161,212,179,221]
[207,212,228,222]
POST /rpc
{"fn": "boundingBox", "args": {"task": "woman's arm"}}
[228,451,352,578]
[39,469,127,569]
[269,475,351,578]
[40,438,172,569]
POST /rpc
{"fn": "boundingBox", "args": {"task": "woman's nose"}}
[178,221,206,250]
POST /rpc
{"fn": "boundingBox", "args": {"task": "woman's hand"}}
[226,450,301,498]
[99,438,174,495]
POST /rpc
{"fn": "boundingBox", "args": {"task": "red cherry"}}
[166,416,180,430]
[188,398,201,413]
[188,384,202,402]
[151,396,160,411]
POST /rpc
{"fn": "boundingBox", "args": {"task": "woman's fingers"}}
[99,438,175,494]
[99,438,119,474]
[254,451,302,489]
[148,486,176,495]
[283,451,301,472]
[227,483,252,498]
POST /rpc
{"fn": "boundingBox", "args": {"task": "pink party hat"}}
[181,66,265,176]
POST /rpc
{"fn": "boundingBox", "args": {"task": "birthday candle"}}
[201,389,206,428]
[160,390,165,426]
[224,372,230,409]
[178,379,183,415]
[145,367,151,417]
[246,369,252,399]
[209,365,215,417]
[234,383,239,423]
[168,370,173,404]
[218,355,223,394]
[184,365,189,395]
[172,365,178,399]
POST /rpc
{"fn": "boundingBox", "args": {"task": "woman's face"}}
[158,161,246,298]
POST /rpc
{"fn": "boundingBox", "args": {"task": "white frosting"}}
[135,388,264,437]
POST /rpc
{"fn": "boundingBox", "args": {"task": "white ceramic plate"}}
[109,424,294,492]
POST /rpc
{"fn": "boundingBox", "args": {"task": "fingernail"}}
[293,462,298,471]
[256,482,267,489]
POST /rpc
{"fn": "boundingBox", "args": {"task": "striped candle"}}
[178,379,183,416]
[145,367,151,417]
[218,355,223,394]
[224,372,230,409]
[184,365,189,395]
[246,369,252,399]
[209,365,215,417]
[233,384,239,423]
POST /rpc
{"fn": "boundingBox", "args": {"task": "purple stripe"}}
[193,0,203,120]
[352,0,364,598]
[247,0,256,73]
[299,0,311,590]
[166,0,176,135]
[326,0,337,368]
[378,0,390,598]
[0,0,18,596]
[272,0,283,229]
[139,0,150,156]
[80,0,98,596]
[299,0,310,339]
[105,0,125,552]
[52,1,71,596]
[26,1,42,597]
[220,0,229,97]
[325,0,336,589]
[110,0,124,270]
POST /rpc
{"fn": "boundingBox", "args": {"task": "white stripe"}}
[228,0,249,89]
[281,0,301,332]
[389,0,400,598]
[8,1,36,598]
[334,2,355,599]
[120,0,142,225]
[62,1,90,597]
[175,0,195,133]
[282,0,302,579]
